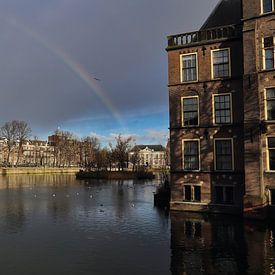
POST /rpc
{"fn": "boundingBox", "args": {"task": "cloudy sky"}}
[0,0,219,144]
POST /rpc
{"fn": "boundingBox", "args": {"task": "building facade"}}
[167,0,275,217]
[0,138,55,166]
[129,145,166,169]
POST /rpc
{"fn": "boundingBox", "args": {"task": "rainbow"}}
[7,17,123,126]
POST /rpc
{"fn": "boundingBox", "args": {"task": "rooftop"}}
[131,145,166,152]
[200,0,242,30]
[167,0,242,51]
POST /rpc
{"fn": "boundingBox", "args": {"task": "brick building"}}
[167,0,275,217]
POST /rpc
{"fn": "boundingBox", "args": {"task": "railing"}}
[167,24,242,49]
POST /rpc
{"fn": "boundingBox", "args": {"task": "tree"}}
[110,134,133,171]
[51,130,79,167]
[129,146,141,171]
[81,136,100,169]
[95,148,109,171]
[0,120,18,165]
[15,121,32,166]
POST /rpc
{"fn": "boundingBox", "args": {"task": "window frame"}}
[214,138,234,171]
[180,52,198,83]
[213,184,234,205]
[182,139,200,171]
[212,93,233,125]
[266,136,275,171]
[265,87,275,121]
[181,95,200,127]
[261,0,275,14]
[183,184,202,202]
[211,48,231,79]
[263,36,275,70]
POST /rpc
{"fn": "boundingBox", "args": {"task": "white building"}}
[129,145,166,169]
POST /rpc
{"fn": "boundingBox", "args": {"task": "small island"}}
[75,170,155,180]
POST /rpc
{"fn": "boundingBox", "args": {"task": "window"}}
[266,88,275,120]
[263,37,275,69]
[215,139,233,171]
[213,94,232,124]
[214,186,234,204]
[182,96,199,126]
[262,0,274,13]
[183,140,200,170]
[212,49,230,79]
[183,185,201,202]
[181,53,198,82]
[267,137,275,170]
[184,221,201,238]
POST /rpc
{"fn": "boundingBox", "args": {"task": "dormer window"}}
[262,0,274,14]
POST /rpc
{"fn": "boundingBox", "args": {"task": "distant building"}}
[129,145,166,169]
[167,0,275,217]
[0,138,54,166]
[22,140,54,166]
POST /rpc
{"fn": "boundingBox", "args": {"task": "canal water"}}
[0,174,274,275]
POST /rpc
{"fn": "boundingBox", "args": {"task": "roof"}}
[131,145,166,152]
[200,0,242,30]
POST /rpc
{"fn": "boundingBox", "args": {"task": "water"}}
[0,174,274,274]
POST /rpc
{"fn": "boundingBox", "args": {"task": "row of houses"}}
[0,133,167,168]
[0,138,55,166]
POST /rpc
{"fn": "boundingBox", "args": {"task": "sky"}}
[0,0,219,145]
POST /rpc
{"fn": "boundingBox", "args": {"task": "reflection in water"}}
[0,175,170,275]
[1,175,275,274]
[170,212,275,275]
[2,187,26,234]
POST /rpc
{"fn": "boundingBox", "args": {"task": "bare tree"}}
[95,148,109,171]
[81,136,100,169]
[110,134,133,171]
[106,148,114,171]
[15,121,32,166]
[129,146,141,171]
[0,120,18,165]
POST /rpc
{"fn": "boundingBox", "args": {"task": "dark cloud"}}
[0,0,219,134]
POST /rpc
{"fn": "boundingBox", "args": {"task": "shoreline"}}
[0,167,79,175]
[76,170,155,180]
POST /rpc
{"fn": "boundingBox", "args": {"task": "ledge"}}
[168,76,243,87]
[167,24,242,51]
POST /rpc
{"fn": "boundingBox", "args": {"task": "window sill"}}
[264,170,275,173]
[210,203,236,207]
[259,68,275,73]
[211,76,231,81]
[260,11,275,16]
[214,170,235,173]
[178,201,207,205]
[213,123,233,126]
[182,125,200,128]
[181,80,198,84]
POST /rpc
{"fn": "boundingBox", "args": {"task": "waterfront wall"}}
[0,167,79,175]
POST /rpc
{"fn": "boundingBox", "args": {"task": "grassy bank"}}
[1,167,80,175]
[76,170,155,180]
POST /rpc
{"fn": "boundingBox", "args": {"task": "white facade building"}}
[129,145,166,169]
